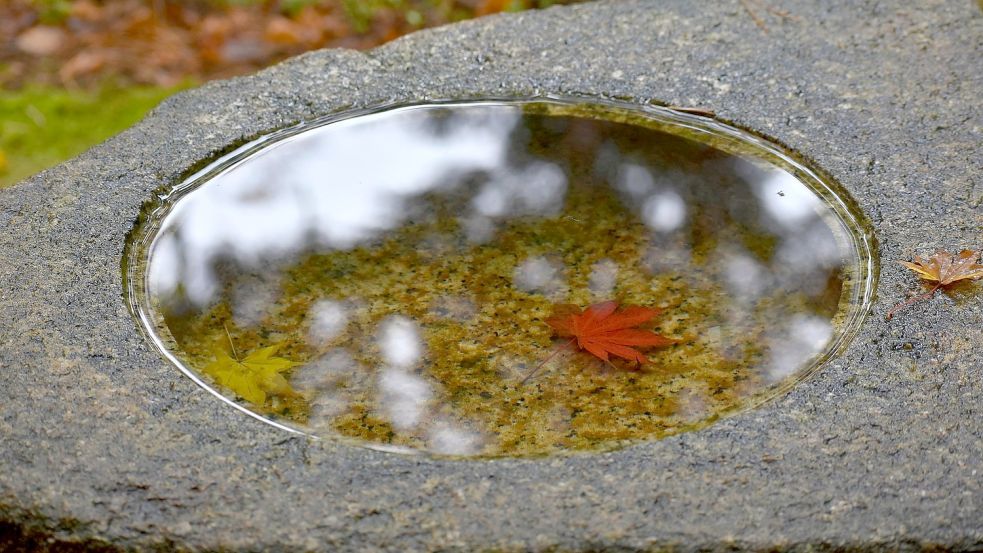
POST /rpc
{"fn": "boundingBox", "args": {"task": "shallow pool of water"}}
[127,98,874,457]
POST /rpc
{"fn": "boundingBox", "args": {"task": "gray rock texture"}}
[1,0,981,550]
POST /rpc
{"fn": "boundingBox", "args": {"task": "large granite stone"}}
[0,0,980,550]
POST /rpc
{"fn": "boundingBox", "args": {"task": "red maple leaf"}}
[523,300,674,384]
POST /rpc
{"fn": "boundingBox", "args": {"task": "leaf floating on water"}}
[887,249,983,320]
[202,345,300,405]
[524,300,675,383]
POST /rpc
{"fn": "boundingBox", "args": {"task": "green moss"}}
[0,83,191,189]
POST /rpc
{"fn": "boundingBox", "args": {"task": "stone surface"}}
[0,0,981,550]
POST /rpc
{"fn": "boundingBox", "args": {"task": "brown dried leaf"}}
[887,249,983,320]
[899,249,983,286]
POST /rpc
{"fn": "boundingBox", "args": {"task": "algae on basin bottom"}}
[139,101,861,457]
[162,172,839,457]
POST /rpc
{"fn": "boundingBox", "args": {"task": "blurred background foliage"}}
[0,0,578,187]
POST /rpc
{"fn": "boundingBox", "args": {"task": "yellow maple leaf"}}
[202,344,300,405]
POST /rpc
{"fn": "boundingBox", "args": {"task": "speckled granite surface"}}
[0,1,980,550]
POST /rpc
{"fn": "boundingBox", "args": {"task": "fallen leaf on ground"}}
[202,344,300,405]
[887,249,983,320]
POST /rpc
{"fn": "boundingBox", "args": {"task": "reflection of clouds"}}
[378,368,432,431]
[230,274,279,328]
[428,421,482,456]
[292,349,362,391]
[588,258,618,296]
[616,163,688,234]
[758,172,822,228]
[513,256,565,296]
[642,190,687,233]
[458,213,496,244]
[733,157,823,230]
[150,106,520,307]
[593,140,621,180]
[775,219,844,271]
[615,162,655,198]
[295,350,361,426]
[148,232,184,301]
[377,316,424,369]
[308,299,349,344]
[471,161,567,217]
[766,315,833,382]
[308,392,351,427]
[721,250,771,301]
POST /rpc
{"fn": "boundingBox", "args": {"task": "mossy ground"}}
[0,83,190,188]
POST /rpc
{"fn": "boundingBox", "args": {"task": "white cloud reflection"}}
[291,349,360,391]
[377,316,424,369]
[308,299,349,345]
[513,256,565,296]
[471,161,567,217]
[775,220,844,271]
[721,250,770,301]
[588,258,619,296]
[378,369,432,431]
[428,422,482,456]
[731,157,823,230]
[143,102,861,457]
[230,274,279,328]
[458,213,496,244]
[642,190,687,233]
[766,315,833,382]
[615,162,655,198]
[149,107,520,307]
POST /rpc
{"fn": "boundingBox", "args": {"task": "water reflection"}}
[143,102,859,457]
[150,108,521,307]
[642,190,687,233]
[308,299,348,344]
[428,421,482,456]
[377,368,431,431]
[471,161,567,217]
[514,256,566,297]
[377,316,424,369]
[588,258,618,296]
[766,315,833,382]
[721,249,770,302]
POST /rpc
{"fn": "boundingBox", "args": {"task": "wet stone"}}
[130,99,871,457]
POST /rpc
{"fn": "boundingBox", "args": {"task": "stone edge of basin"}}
[0,0,981,551]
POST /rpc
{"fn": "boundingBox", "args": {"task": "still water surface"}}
[130,100,872,457]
